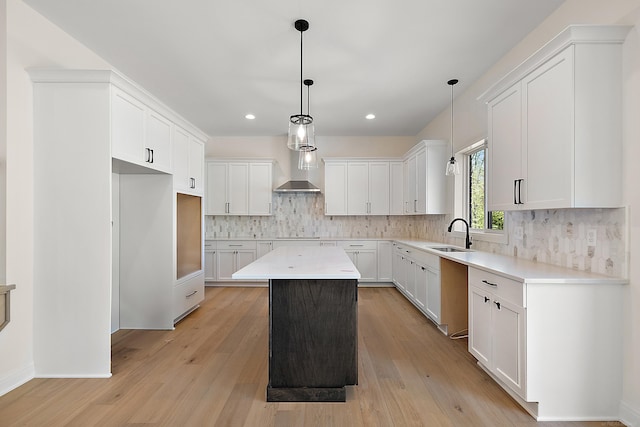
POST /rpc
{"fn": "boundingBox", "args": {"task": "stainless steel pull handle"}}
[229,245,243,247]
[350,244,364,247]
[482,279,498,287]
[186,290,198,298]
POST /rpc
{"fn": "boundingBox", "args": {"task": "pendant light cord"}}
[450,82,454,158]
[300,29,303,115]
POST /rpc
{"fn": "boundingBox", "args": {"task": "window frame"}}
[452,139,508,245]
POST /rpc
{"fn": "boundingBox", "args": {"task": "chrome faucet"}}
[447,218,472,249]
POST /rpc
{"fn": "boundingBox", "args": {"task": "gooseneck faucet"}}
[447,218,472,249]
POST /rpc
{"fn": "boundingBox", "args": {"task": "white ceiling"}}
[23,0,564,138]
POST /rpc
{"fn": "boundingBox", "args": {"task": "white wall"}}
[416,1,640,424]
[1,0,109,393]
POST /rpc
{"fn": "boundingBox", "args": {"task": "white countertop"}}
[232,246,361,280]
[394,239,627,285]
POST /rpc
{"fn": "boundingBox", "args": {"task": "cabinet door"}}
[392,250,405,290]
[112,89,145,164]
[522,47,573,209]
[377,241,393,282]
[404,258,416,299]
[425,267,441,323]
[188,137,205,195]
[414,264,427,310]
[257,241,273,258]
[227,163,249,215]
[492,296,526,398]
[173,127,191,191]
[205,162,228,215]
[204,250,216,281]
[487,84,522,211]
[405,156,417,213]
[249,163,273,215]
[469,285,492,366]
[235,250,256,272]
[347,162,369,215]
[146,110,172,172]
[324,162,347,215]
[216,250,235,281]
[356,250,377,282]
[425,142,447,214]
[389,162,404,215]
[368,162,390,215]
[415,149,427,213]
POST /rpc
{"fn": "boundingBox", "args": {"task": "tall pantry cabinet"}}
[29,69,207,377]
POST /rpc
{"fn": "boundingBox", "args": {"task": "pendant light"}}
[445,79,461,176]
[287,19,315,151]
[298,79,318,169]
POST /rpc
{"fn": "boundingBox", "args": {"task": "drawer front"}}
[468,267,525,307]
[204,240,216,251]
[409,249,440,270]
[216,240,257,250]
[339,240,377,250]
[272,240,322,248]
[174,273,204,320]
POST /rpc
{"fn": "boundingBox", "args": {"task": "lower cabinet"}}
[339,241,377,282]
[204,241,216,281]
[174,272,204,322]
[468,268,526,398]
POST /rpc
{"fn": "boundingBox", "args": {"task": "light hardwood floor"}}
[0,287,625,426]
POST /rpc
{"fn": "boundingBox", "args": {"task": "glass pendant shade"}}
[287,114,315,150]
[298,146,318,170]
[445,156,460,176]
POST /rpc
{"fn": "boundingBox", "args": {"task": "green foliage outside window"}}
[469,148,503,231]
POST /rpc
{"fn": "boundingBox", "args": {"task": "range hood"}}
[274,180,321,193]
[273,150,322,193]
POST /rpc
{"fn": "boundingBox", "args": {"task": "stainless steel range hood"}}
[273,149,322,193]
[274,180,321,193]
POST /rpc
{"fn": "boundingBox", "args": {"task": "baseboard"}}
[620,400,640,427]
[0,363,35,397]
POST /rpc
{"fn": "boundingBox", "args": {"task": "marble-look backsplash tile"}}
[205,194,627,277]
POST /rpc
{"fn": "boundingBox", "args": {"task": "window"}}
[453,139,506,243]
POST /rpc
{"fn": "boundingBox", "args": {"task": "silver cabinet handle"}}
[229,244,243,247]
[350,244,364,247]
[482,279,498,287]
[186,290,198,298]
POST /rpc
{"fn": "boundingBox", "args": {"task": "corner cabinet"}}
[403,140,448,215]
[205,160,273,216]
[481,25,630,211]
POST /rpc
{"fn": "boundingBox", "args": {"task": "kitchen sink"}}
[430,247,468,253]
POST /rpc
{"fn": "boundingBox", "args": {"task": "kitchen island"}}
[232,246,361,402]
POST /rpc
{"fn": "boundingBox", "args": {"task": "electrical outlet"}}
[587,229,597,246]
[514,226,524,240]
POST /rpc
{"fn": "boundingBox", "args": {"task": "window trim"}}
[452,139,508,245]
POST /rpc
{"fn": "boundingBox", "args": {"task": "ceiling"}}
[24,0,565,138]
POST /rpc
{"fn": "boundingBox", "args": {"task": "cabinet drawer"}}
[216,240,257,250]
[204,240,216,251]
[468,268,525,307]
[339,240,377,250]
[174,273,204,320]
[409,249,440,270]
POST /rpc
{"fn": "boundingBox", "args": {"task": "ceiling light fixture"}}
[245,114,255,120]
[287,19,315,151]
[299,79,318,169]
[366,114,375,120]
[445,79,461,176]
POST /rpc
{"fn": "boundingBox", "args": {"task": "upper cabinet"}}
[205,160,273,216]
[403,140,448,215]
[480,25,631,211]
[111,88,172,174]
[324,159,397,216]
[173,126,205,196]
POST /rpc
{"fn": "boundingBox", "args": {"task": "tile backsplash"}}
[205,194,627,278]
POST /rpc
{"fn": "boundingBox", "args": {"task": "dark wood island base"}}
[267,278,358,402]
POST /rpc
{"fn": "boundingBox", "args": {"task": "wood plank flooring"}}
[0,287,626,426]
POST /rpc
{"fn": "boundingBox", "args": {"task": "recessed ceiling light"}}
[245,114,255,120]
[365,114,375,120]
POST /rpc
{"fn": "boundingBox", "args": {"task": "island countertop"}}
[232,246,361,280]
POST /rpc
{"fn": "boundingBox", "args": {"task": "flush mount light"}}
[445,79,461,176]
[245,114,255,120]
[365,114,376,120]
[287,19,315,151]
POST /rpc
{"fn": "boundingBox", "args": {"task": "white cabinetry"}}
[205,160,273,216]
[339,241,377,282]
[324,159,399,216]
[403,141,447,214]
[257,241,273,258]
[389,161,404,215]
[204,241,216,281]
[111,88,172,173]
[468,268,526,398]
[482,25,629,211]
[216,241,257,281]
[173,126,205,195]
[377,241,393,282]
